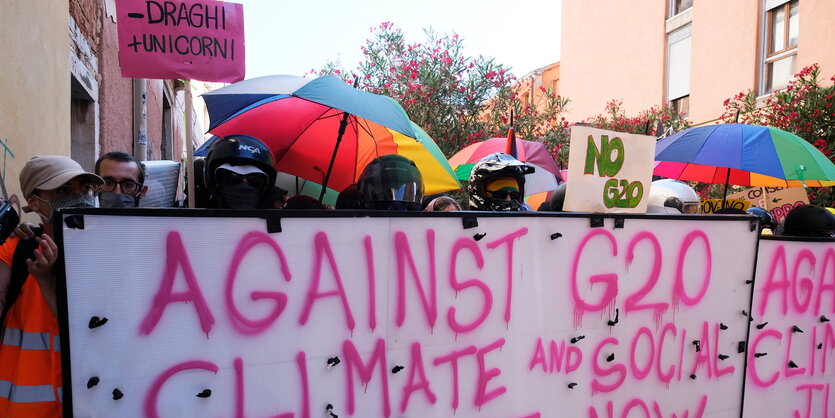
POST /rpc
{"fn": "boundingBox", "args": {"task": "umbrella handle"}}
[319,111,351,202]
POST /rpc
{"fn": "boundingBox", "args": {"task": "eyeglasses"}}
[101,178,142,195]
[216,171,268,188]
[487,190,521,200]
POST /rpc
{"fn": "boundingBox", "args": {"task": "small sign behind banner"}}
[700,199,751,214]
[116,0,245,82]
[564,126,656,213]
[727,187,809,223]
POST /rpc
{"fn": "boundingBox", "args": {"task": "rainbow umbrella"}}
[449,137,563,182]
[203,75,460,197]
[655,124,835,188]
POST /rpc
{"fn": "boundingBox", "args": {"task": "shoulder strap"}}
[0,230,42,338]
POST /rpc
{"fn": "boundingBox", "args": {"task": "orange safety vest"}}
[0,237,62,417]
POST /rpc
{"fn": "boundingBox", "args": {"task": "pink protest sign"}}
[116,0,245,82]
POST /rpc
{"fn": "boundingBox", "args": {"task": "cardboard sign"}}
[564,127,656,213]
[59,211,758,417]
[728,187,809,223]
[764,188,810,223]
[700,199,751,214]
[743,238,835,417]
[116,0,245,82]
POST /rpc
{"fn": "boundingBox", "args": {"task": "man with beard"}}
[0,155,102,416]
[95,151,148,208]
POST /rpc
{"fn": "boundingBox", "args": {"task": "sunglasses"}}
[487,190,521,200]
[216,170,268,188]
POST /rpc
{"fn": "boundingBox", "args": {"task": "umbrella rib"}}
[273,105,336,163]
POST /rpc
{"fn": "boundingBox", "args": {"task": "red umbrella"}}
[448,137,563,182]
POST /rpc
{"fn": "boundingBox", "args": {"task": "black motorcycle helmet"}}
[357,155,424,211]
[780,204,835,237]
[547,183,568,211]
[205,135,277,190]
[467,153,534,211]
[746,207,777,231]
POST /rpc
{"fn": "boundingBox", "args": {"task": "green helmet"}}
[357,155,424,211]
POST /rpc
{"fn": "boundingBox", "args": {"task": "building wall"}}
[560,0,666,121]
[688,2,760,123]
[0,0,70,197]
[798,1,835,81]
[99,5,134,154]
[561,0,835,125]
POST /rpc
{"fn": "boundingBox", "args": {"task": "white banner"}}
[564,126,656,213]
[61,212,758,417]
[743,238,835,418]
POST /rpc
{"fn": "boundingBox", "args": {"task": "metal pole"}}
[185,82,196,208]
[133,79,148,161]
[318,111,350,202]
[721,168,731,209]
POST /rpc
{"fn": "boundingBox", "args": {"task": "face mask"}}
[40,194,96,223]
[99,191,139,208]
[217,182,261,209]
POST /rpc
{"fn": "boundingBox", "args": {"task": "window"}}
[671,95,690,118]
[763,0,799,93]
[670,0,693,17]
[667,25,691,111]
[161,91,173,160]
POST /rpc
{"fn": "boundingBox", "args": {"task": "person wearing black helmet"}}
[204,135,278,209]
[746,207,777,234]
[468,153,534,211]
[356,155,424,211]
[777,204,835,238]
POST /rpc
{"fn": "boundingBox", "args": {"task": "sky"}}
[238,0,562,79]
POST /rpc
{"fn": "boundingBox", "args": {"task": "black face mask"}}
[99,192,139,208]
[217,182,262,209]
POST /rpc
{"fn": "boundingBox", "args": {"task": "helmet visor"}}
[370,181,422,203]
[681,202,700,214]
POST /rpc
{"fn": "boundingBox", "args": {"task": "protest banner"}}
[743,237,835,418]
[115,0,245,82]
[700,199,750,214]
[57,209,758,417]
[564,127,655,213]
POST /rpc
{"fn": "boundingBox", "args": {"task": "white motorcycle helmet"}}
[647,179,700,214]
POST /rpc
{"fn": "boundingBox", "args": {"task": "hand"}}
[27,235,58,281]
[13,222,38,240]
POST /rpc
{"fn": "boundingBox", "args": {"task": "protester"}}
[776,204,835,237]
[335,184,361,209]
[424,195,461,212]
[96,151,148,208]
[284,195,326,209]
[203,135,279,209]
[356,155,424,211]
[646,179,700,214]
[746,206,777,234]
[0,155,103,416]
[467,153,533,211]
[538,183,567,211]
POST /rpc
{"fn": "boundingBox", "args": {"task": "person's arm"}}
[26,235,58,317]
